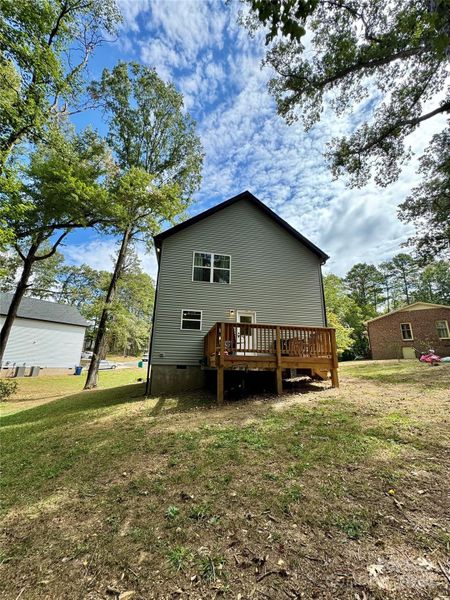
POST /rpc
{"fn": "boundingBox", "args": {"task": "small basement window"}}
[436,320,450,339]
[400,322,413,341]
[181,309,202,330]
[192,252,230,284]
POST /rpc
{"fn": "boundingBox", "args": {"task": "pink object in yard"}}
[420,352,441,364]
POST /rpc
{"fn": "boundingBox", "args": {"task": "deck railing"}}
[204,322,336,365]
[204,322,339,402]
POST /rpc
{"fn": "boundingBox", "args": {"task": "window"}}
[400,323,413,341]
[193,252,230,284]
[181,309,202,330]
[436,320,450,339]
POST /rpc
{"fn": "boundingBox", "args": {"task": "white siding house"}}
[0,294,88,368]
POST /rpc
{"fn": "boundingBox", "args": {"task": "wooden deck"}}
[204,322,339,403]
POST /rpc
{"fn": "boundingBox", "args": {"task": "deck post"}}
[330,328,339,388]
[217,366,224,405]
[275,325,283,395]
[217,322,225,404]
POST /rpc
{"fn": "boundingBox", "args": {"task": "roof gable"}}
[366,301,450,324]
[154,191,329,263]
[0,293,88,327]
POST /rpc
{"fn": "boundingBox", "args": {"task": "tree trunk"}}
[84,227,132,389]
[402,272,410,304]
[0,244,38,362]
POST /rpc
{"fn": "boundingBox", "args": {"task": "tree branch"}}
[355,101,450,157]
[13,244,27,262]
[34,230,70,261]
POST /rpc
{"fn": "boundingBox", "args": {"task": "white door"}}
[236,311,256,354]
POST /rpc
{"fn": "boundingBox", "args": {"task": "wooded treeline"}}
[325,255,450,358]
[0,250,154,357]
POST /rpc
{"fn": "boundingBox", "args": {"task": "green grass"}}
[0,360,449,598]
[0,367,146,416]
[340,359,450,388]
[167,545,194,572]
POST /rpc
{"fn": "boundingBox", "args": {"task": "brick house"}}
[366,302,450,360]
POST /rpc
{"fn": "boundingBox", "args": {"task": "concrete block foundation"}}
[150,365,206,395]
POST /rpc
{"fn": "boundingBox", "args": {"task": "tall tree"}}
[324,273,371,357]
[105,267,154,356]
[246,1,450,186]
[389,253,419,304]
[83,63,203,389]
[398,124,450,259]
[345,263,383,309]
[0,0,120,170]
[0,127,111,362]
[324,274,356,353]
[378,260,401,312]
[54,260,155,355]
[415,260,450,304]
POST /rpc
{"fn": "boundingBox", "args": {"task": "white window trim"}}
[180,309,203,331]
[400,322,414,341]
[192,251,231,284]
[436,319,450,339]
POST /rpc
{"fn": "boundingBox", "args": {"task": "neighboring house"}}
[149,191,338,400]
[0,294,88,369]
[366,302,450,360]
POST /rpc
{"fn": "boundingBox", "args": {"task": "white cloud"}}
[117,0,150,32]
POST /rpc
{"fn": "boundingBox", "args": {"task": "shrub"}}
[0,379,18,402]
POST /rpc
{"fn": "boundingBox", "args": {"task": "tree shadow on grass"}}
[147,390,216,417]
[1,382,147,428]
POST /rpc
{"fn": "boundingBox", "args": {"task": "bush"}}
[0,379,18,402]
[340,349,356,361]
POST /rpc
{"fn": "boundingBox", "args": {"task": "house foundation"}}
[150,365,206,395]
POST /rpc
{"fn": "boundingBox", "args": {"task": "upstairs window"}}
[436,320,450,339]
[192,252,230,284]
[181,310,202,330]
[400,322,413,341]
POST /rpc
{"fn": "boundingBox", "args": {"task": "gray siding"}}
[0,317,86,368]
[151,199,326,366]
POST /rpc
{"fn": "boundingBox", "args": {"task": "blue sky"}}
[63,0,446,279]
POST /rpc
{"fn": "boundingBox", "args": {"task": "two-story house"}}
[148,191,338,402]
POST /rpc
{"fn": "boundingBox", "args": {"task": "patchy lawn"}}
[0,361,449,599]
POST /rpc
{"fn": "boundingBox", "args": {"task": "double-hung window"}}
[400,322,413,341]
[436,320,450,339]
[193,252,231,284]
[181,310,202,330]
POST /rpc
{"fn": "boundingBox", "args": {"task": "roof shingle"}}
[0,293,88,327]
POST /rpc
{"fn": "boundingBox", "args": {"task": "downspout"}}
[319,262,328,327]
[145,243,162,396]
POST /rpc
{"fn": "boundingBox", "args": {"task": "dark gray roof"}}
[0,293,88,327]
